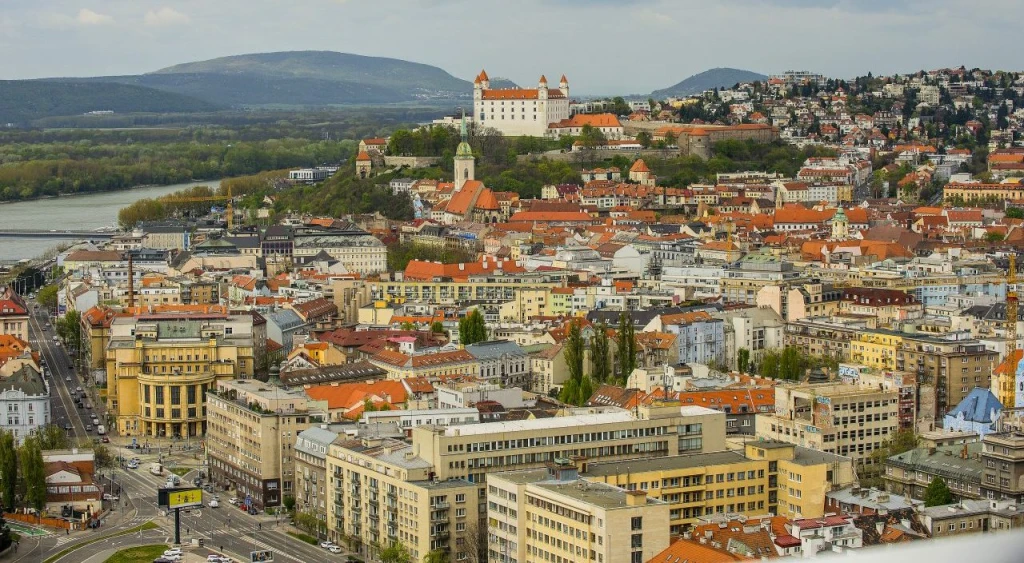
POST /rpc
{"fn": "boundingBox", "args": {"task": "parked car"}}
[320,541,335,549]
[85,425,93,431]
[328,546,343,554]
[103,493,119,501]
[163,548,183,557]
[209,499,219,508]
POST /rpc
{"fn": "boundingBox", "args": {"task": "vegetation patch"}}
[168,467,191,477]
[103,544,167,563]
[286,531,318,545]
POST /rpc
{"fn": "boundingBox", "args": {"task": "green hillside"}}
[652,68,768,98]
[151,50,472,97]
[0,80,221,123]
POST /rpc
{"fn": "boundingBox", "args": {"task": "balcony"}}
[431,512,449,523]
[432,502,451,510]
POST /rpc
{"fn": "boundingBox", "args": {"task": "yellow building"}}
[548,288,574,317]
[368,349,479,380]
[326,406,726,558]
[373,278,558,306]
[498,288,552,323]
[489,464,671,563]
[327,437,481,562]
[105,314,257,438]
[745,441,856,520]
[584,441,854,534]
[850,331,902,370]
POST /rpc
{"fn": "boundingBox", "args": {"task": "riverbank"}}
[0,180,221,206]
[0,179,222,262]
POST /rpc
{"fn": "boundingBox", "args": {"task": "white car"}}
[164,548,183,557]
[320,541,335,549]
[209,499,219,508]
[328,546,343,554]
[103,493,119,501]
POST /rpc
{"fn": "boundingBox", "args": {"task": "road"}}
[26,298,90,441]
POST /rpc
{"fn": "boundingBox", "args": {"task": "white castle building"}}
[473,69,571,137]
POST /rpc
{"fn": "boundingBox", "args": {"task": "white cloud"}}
[144,7,190,27]
[77,8,113,25]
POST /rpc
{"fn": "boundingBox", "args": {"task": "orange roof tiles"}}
[404,258,523,282]
[550,113,621,129]
[305,380,408,411]
[648,539,745,563]
[356,151,372,162]
[630,159,650,173]
[481,88,566,100]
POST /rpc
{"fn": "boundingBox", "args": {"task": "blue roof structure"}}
[947,387,1003,423]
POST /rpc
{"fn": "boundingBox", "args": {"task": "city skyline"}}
[0,0,1020,94]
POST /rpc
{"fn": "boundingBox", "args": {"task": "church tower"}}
[831,207,850,240]
[454,111,475,192]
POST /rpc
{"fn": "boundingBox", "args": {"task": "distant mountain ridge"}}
[652,67,768,98]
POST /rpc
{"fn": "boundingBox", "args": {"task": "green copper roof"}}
[456,110,473,158]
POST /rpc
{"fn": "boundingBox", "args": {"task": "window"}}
[155,386,165,404]
[143,385,150,403]
[170,386,181,405]
[631,517,642,531]
[187,385,197,404]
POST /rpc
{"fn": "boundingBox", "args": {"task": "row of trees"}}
[559,314,638,406]
[385,242,477,273]
[0,137,355,203]
[755,346,838,381]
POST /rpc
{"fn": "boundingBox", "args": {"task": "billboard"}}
[158,487,203,509]
[250,550,274,562]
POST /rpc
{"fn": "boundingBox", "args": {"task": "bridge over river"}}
[0,229,117,239]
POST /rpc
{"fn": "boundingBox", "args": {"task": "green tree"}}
[559,321,588,405]
[636,131,653,149]
[1006,207,1024,219]
[616,314,636,380]
[400,321,416,331]
[459,310,487,346]
[985,231,1005,242]
[20,435,46,512]
[36,424,69,450]
[37,285,58,311]
[93,444,113,469]
[283,495,296,512]
[591,322,611,383]
[430,321,445,334]
[737,348,750,373]
[378,541,413,563]
[294,510,320,534]
[924,477,954,507]
[0,432,17,510]
[424,549,448,563]
[56,310,82,350]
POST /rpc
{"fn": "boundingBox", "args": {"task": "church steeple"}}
[454,109,475,192]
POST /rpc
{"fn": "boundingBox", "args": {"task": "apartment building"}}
[980,432,1024,503]
[584,440,853,533]
[919,499,1024,536]
[488,463,670,563]
[719,253,805,305]
[325,406,726,558]
[0,288,30,341]
[105,313,262,438]
[371,276,559,307]
[326,437,481,562]
[206,379,327,508]
[755,382,898,475]
[884,442,984,501]
[295,425,347,538]
[784,321,998,418]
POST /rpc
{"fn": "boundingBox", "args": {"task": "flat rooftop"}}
[496,468,664,510]
[585,451,748,476]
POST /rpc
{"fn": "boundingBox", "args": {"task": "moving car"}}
[85,424,93,431]
[163,548,183,557]
[320,541,335,549]
[101,436,110,443]
[328,546,343,554]
[209,499,219,508]
[103,493,119,501]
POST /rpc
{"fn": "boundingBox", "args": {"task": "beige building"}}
[206,379,326,508]
[326,406,726,560]
[327,437,481,562]
[294,425,344,539]
[105,313,261,438]
[755,381,897,476]
[488,464,671,563]
[584,440,854,534]
[372,277,558,307]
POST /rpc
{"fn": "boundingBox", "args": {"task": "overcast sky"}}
[1,0,1020,94]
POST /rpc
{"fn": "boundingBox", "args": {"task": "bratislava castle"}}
[472,69,570,137]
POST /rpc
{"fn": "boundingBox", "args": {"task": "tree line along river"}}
[0,180,221,262]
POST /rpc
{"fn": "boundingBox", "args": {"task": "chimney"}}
[625,490,647,507]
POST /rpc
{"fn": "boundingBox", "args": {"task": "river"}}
[0,180,221,262]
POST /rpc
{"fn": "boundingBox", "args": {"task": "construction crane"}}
[1005,253,1019,409]
[161,185,235,230]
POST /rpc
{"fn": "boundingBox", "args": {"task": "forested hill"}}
[0,81,221,123]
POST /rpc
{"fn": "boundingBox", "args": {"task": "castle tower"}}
[355,150,372,179]
[454,111,475,192]
[538,75,548,101]
[559,74,569,97]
